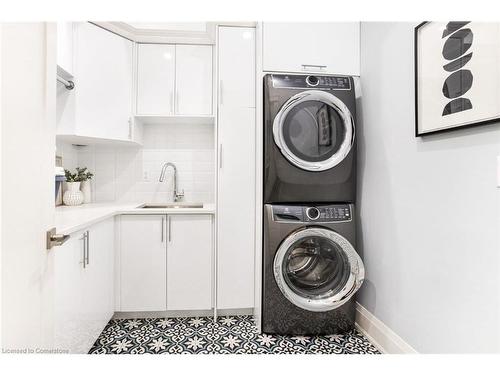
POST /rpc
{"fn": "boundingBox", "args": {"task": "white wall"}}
[358,22,500,353]
[58,122,215,204]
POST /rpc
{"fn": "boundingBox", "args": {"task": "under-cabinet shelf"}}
[134,115,215,126]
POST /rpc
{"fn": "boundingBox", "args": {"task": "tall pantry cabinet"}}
[216,26,256,311]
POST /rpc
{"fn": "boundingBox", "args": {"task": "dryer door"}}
[273,227,364,312]
[273,90,355,172]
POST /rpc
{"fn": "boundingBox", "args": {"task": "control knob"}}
[306,207,321,220]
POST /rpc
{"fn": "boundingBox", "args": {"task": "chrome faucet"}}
[159,162,184,202]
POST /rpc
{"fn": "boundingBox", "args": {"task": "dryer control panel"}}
[272,204,352,222]
[271,74,351,90]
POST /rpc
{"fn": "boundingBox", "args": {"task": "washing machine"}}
[264,73,357,203]
[262,203,364,335]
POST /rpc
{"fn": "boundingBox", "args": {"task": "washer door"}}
[273,90,355,172]
[274,227,364,312]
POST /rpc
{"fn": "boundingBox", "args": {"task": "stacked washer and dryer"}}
[262,74,365,335]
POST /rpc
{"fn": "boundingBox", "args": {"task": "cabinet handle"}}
[168,216,171,242]
[169,92,174,114]
[175,90,179,114]
[301,64,327,71]
[128,117,132,139]
[161,216,165,242]
[81,232,87,269]
[219,80,223,106]
[85,230,90,265]
[219,144,223,169]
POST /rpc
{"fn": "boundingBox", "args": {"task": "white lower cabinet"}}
[54,229,86,353]
[84,218,115,339]
[167,215,213,310]
[53,218,114,354]
[118,214,213,312]
[119,215,167,311]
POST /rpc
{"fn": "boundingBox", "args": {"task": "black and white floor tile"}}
[89,315,380,354]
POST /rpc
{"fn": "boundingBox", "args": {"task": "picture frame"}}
[414,21,500,136]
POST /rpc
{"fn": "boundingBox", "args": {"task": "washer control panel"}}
[272,74,352,90]
[272,204,352,222]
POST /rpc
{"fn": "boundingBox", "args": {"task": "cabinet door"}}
[217,107,256,309]
[262,22,360,75]
[75,22,133,140]
[57,22,74,76]
[136,44,175,115]
[83,218,114,348]
[166,215,213,310]
[53,229,87,353]
[120,215,167,311]
[218,27,255,108]
[175,45,213,115]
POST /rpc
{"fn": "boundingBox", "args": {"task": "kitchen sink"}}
[138,203,204,209]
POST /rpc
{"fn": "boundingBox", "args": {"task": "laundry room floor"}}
[89,315,380,354]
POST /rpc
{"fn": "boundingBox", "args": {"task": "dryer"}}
[262,203,364,335]
[264,74,357,203]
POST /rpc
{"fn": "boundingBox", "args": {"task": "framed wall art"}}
[414,22,500,136]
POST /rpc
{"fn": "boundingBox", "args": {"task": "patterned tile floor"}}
[89,315,380,354]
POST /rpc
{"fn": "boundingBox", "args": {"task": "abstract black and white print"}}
[89,315,380,354]
[415,21,500,136]
[441,22,473,116]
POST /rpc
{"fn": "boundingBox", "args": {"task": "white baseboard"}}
[113,308,253,320]
[355,302,418,354]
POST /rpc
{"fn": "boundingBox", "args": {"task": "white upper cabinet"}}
[218,27,255,108]
[73,22,134,141]
[136,44,213,117]
[175,45,213,115]
[57,22,74,77]
[136,44,175,115]
[262,22,360,76]
[166,215,213,311]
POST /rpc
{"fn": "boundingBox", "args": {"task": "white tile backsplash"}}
[61,122,215,204]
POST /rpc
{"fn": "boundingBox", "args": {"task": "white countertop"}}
[55,202,215,235]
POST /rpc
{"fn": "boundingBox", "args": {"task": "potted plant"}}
[63,169,84,206]
[77,167,94,204]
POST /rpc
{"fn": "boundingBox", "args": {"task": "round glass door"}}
[274,227,364,312]
[273,90,355,172]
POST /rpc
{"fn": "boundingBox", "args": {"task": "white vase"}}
[80,180,92,204]
[63,182,84,206]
